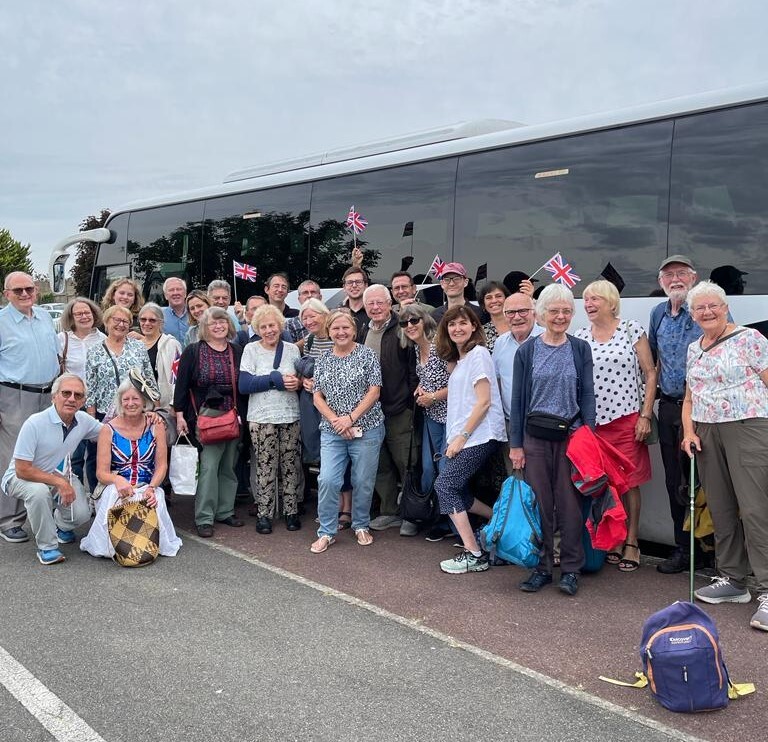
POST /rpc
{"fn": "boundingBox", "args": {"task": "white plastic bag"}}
[169,435,198,496]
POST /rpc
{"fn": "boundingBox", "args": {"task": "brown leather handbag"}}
[190,345,241,445]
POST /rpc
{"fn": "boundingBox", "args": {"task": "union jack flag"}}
[233,260,258,282]
[170,351,181,384]
[345,205,368,234]
[543,252,581,288]
[429,254,446,279]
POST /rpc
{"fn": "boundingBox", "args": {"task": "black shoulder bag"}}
[398,414,439,524]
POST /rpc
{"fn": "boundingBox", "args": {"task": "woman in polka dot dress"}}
[575,280,657,572]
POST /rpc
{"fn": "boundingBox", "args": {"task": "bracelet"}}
[349,414,355,424]
[639,413,650,420]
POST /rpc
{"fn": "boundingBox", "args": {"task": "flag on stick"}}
[429,255,446,279]
[541,252,581,288]
[346,205,368,235]
[233,260,258,282]
[402,221,413,237]
[475,263,488,284]
[170,351,181,384]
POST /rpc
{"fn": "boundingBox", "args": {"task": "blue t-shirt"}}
[529,338,579,421]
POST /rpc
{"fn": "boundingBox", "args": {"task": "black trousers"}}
[658,398,692,550]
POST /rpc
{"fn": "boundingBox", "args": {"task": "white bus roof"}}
[115,81,768,216]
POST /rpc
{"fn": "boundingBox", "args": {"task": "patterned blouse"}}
[414,342,449,424]
[313,344,384,433]
[482,322,501,352]
[85,338,158,414]
[686,327,768,423]
[196,342,238,412]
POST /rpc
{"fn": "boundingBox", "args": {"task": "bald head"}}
[503,292,536,341]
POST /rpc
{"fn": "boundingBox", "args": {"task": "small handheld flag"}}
[429,255,446,279]
[346,206,368,235]
[233,261,258,282]
[542,252,581,288]
[170,351,181,384]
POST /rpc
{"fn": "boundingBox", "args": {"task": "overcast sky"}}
[2,0,766,273]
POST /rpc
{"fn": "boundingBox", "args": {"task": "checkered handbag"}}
[107,499,160,567]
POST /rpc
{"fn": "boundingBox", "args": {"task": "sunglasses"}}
[59,390,85,401]
[398,317,422,327]
[9,286,36,296]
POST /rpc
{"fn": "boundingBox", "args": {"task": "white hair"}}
[363,284,391,304]
[687,280,727,308]
[535,284,575,322]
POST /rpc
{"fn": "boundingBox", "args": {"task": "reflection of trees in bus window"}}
[454,122,673,297]
[670,101,768,294]
[310,159,457,286]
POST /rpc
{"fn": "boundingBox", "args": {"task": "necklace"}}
[700,324,730,352]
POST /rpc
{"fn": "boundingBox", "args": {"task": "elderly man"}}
[1,374,101,564]
[207,279,240,333]
[162,277,189,344]
[264,272,299,318]
[431,262,483,324]
[285,279,322,344]
[358,285,419,536]
[648,255,708,574]
[493,292,543,472]
[0,272,61,543]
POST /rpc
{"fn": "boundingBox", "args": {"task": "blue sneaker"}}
[0,527,29,543]
[37,548,66,565]
[57,528,77,545]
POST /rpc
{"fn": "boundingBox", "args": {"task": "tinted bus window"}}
[309,159,457,288]
[125,202,204,299]
[92,212,130,300]
[454,122,673,296]
[669,102,768,294]
[202,184,311,296]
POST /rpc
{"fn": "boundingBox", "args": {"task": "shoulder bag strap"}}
[700,327,748,354]
[102,341,121,387]
[623,321,645,404]
[273,340,284,370]
[305,333,315,354]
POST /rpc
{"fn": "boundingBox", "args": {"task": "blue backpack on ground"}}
[479,474,542,568]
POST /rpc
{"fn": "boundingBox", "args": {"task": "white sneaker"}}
[369,515,402,531]
[750,594,768,632]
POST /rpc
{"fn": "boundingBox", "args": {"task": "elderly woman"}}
[184,289,212,347]
[80,377,182,558]
[575,280,657,572]
[398,304,449,492]
[138,302,182,411]
[479,281,510,352]
[239,304,302,534]
[101,277,144,327]
[174,306,244,538]
[311,310,385,553]
[509,284,595,596]
[433,306,506,574]
[681,281,768,631]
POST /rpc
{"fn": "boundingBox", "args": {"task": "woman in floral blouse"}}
[681,280,768,631]
[311,310,385,553]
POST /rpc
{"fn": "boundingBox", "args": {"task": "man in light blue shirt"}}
[492,292,542,472]
[161,277,189,344]
[0,272,61,542]
[2,373,101,564]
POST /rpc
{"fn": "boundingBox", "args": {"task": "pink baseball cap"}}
[440,262,467,278]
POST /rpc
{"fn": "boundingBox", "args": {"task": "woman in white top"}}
[58,297,106,487]
[239,304,302,534]
[433,305,507,574]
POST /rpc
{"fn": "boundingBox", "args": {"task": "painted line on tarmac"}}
[0,644,107,742]
[184,531,706,742]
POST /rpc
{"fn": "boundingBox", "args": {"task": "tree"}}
[71,209,111,296]
[0,229,34,289]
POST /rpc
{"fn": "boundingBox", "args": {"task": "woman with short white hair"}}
[138,302,182,411]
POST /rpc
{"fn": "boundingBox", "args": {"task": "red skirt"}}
[596,412,652,488]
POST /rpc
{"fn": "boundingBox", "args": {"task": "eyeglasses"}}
[344,279,365,287]
[691,303,725,314]
[441,276,465,285]
[58,390,85,401]
[398,317,422,327]
[208,319,229,326]
[111,318,131,327]
[8,286,35,296]
[546,308,574,317]
[73,311,93,318]
[365,300,389,307]
[660,269,693,280]
[139,317,159,324]
[503,308,531,318]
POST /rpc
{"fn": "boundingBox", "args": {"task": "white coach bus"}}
[50,83,768,544]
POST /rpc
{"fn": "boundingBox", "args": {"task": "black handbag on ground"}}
[398,418,439,524]
[525,412,578,442]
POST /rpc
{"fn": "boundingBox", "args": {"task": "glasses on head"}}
[504,308,531,318]
[398,317,422,327]
[73,311,93,318]
[691,303,725,315]
[660,269,693,280]
[111,318,130,327]
[546,308,574,317]
[344,279,365,287]
[441,276,465,285]
[9,286,35,296]
[139,317,159,324]
[58,390,85,401]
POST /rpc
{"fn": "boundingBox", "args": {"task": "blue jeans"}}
[317,424,385,537]
[421,416,446,493]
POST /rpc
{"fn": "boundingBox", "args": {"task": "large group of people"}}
[0,256,766,632]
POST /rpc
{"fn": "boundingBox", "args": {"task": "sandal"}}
[606,544,625,565]
[355,528,374,546]
[618,543,640,572]
[338,511,352,530]
[310,535,336,553]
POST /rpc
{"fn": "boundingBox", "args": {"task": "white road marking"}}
[0,645,107,742]
[184,531,707,742]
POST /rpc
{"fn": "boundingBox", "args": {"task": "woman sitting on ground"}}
[80,376,182,558]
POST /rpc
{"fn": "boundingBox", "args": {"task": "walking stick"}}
[689,453,696,603]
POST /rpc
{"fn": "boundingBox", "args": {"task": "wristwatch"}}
[460,430,471,440]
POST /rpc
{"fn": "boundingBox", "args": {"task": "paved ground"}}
[1,494,765,741]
